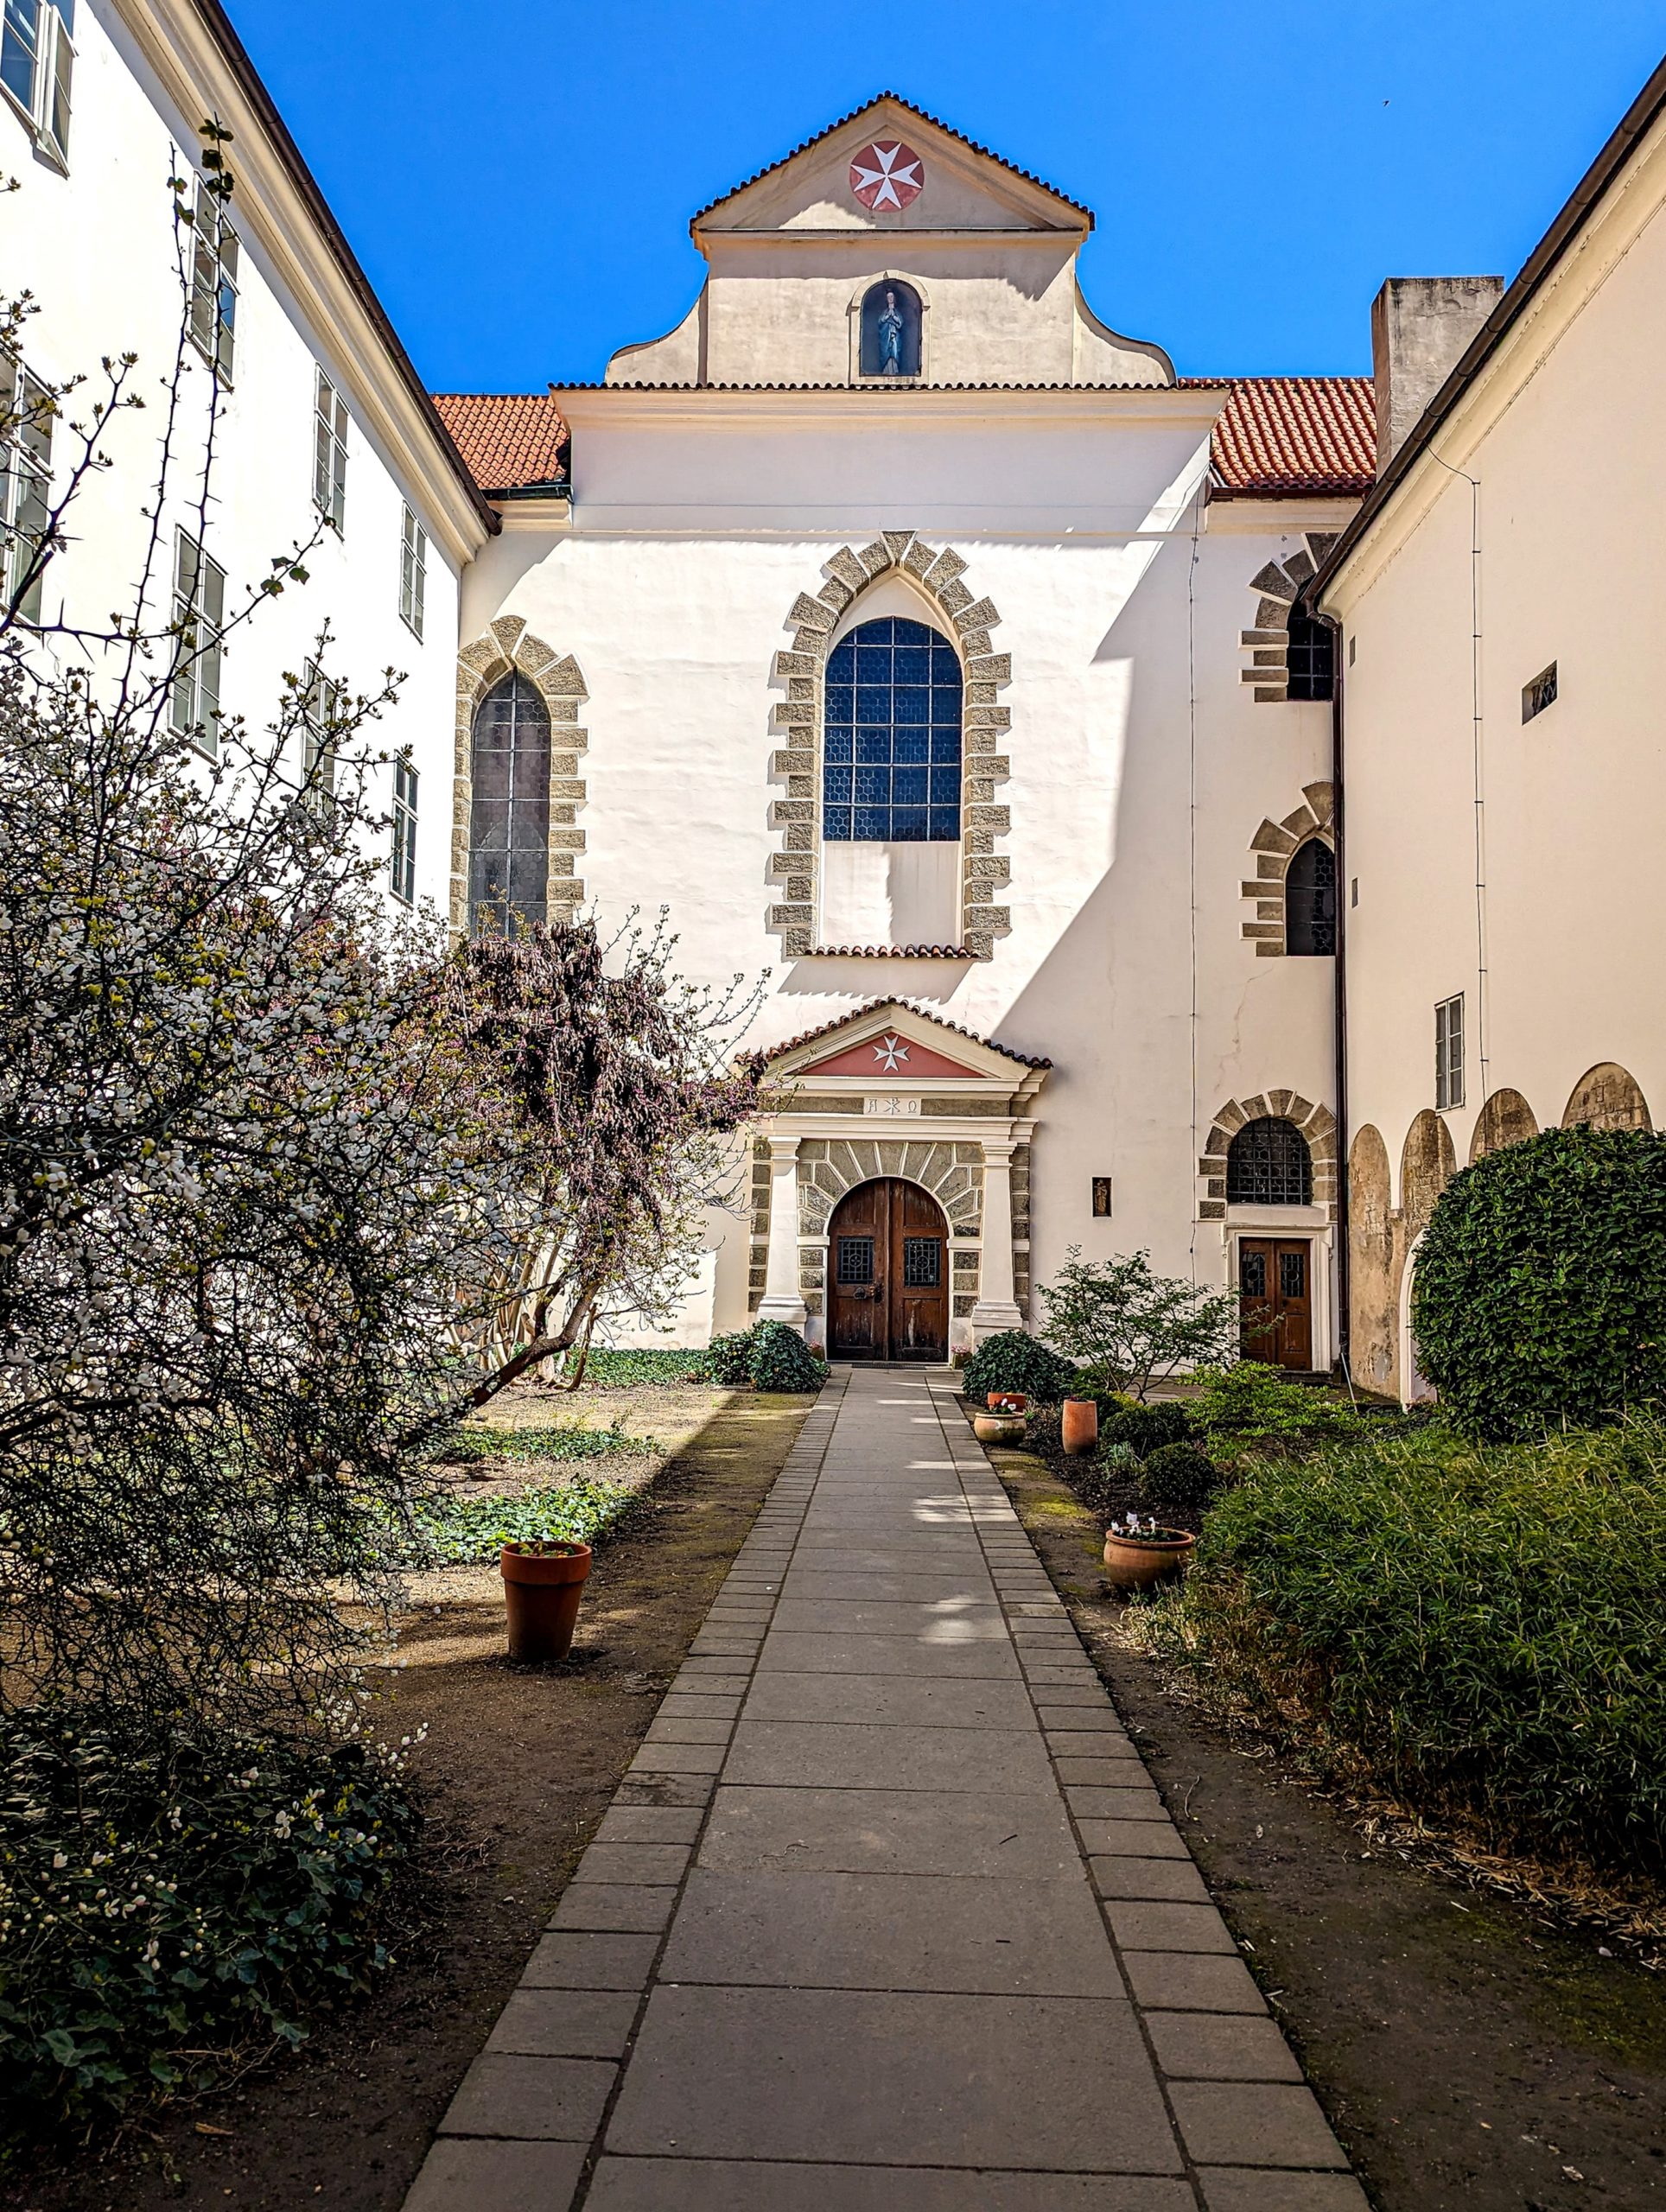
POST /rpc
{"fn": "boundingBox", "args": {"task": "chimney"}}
[1370,276,1504,473]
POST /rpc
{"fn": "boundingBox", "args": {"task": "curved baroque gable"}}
[453,619,588,934]
[766,533,1012,959]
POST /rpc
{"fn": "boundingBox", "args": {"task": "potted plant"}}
[973,1405,1027,1446]
[987,1389,1027,1413]
[1060,1395,1099,1456]
[1102,1512,1195,1591]
[501,1537,593,1662]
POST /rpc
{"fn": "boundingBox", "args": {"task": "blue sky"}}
[226,1,1666,391]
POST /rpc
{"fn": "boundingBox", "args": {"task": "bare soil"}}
[6,1382,814,2212]
[993,1438,1666,2212]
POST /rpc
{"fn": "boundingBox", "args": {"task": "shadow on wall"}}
[1349,1061,1655,1402]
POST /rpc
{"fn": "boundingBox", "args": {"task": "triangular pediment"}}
[694,95,1091,241]
[767,1001,1049,1089]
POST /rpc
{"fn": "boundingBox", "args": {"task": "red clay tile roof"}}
[691,92,1094,229]
[431,393,569,493]
[1209,376,1376,498]
[766,999,1052,1071]
[431,377,1372,501]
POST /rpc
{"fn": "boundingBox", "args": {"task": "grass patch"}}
[1133,1416,1666,1876]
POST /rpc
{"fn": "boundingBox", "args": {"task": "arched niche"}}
[1400,1109,1457,1240]
[857,277,924,379]
[1346,1124,1396,1395]
[1469,1088,1538,1163]
[1561,1063,1653,1133]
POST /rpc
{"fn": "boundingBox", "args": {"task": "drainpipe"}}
[1320,609,1351,1382]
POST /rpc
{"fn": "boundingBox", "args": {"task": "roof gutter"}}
[1307,51,1666,607]
[189,0,499,539]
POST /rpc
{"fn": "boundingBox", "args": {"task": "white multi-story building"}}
[0,0,494,913]
[16,13,1663,1393]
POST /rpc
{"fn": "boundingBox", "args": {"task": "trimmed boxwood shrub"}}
[1411,1125,1666,1440]
[961,1331,1078,1405]
[1101,1398,1194,1459]
[1137,1418,1666,1873]
[1138,1440,1221,1511]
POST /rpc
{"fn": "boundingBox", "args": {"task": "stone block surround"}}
[453,619,589,936]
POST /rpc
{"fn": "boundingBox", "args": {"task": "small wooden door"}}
[1238,1238,1313,1370]
[828,1179,949,1363]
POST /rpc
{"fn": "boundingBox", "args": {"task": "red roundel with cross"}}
[849,141,925,213]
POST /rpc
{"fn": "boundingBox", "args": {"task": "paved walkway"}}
[406,1366,1367,2211]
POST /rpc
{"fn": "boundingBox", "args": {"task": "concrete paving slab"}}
[659,1867,1122,1995]
[485,1986,639,2060]
[723,1717,1055,1793]
[575,1840,692,1885]
[586,2159,1197,2209]
[770,1597,1008,1637]
[1198,2173,1371,2210]
[404,2140,586,2212]
[698,1783,1082,1879]
[1169,2082,1350,2168]
[741,1669,1034,1728]
[520,1931,660,1990]
[1146,2009,1306,2082]
[1089,1855,1211,1902]
[779,1570,1000,1601]
[604,1985,1183,2172]
[595,1804,703,1846]
[758,1628,1021,1678]
[437,2051,616,2140]
[1077,1818,1193,1859]
[1122,1952,1269,2014]
[1103,1900,1238,1954]
[549,1884,677,1935]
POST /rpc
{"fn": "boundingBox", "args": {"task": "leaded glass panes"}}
[823,616,962,841]
[468,673,550,935]
[1285,837,1336,957]
[1226,1117,1313,1206]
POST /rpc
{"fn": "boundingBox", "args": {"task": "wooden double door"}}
[1238,1237,1313,1370]
[828,1179,950,1363]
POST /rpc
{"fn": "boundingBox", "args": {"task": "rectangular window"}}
[391,753,417,903]
[302,658,340,804]
[1522,662,1557,722]
[188,179,238,384]
[2,0,72,165]
[399,503,426,639]
[169,529,225,755]
[1435,994,1465,1111]
[313,367,347,532]
[2,356,52,623]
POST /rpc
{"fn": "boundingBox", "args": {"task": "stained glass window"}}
[469,673,550,935]
[823,616,962,842]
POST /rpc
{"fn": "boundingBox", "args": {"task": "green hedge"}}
[1138,1419,1666,1872]
[703,1323,825,1393]
[1411,1125,1666,1440]
[0,1713,420,2139]
[961,1331,1078,1405]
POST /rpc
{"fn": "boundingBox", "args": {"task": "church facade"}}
[12,14,1665,1396]
[442,97,1366,1366]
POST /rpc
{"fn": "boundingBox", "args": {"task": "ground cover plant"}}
[432,1421,646,1466]
[1134,1416,1666,1876]
[1411,1124,1666,1440]
[410,1473,639,1565]
[563,1348,713,1388]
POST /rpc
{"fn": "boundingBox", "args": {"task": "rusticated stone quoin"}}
[767,533,1012,962]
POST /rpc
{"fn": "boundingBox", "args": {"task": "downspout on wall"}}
[1320,608,1350,1382]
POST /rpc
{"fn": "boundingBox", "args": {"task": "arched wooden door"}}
[827,1179,950,1363]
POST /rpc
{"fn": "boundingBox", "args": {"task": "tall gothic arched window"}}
[1227,1116,1313,1206]
[859,280,923,378]
[1285,836,1337,956]
[823,617,961,842]
[468,671,550,934]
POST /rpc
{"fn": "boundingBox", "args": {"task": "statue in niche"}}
[860,279,921,378]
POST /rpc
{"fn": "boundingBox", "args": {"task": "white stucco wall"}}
[463,393,1345,1351]
[0,0,474,918]
[1325,113,1666,1201]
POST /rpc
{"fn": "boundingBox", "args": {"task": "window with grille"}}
[901,1237,940,1287]
[399,504,426,639]
[1435,995,1465,1110]
[169,530,225,756]
[1285,837,1336,956]
[1286,609,1333,702]
[313,368,347,531]
[836,1236,874,1285]
[468,672,550,934]
[823,617,962,842]
[2,357,52,623]
[391,754,417,905]
[1,0,72,167]
[1226,1117,1313,1206]
[1279,1249,1307,1299]
[188,180,238,383]
[1239,1249,1267,1298]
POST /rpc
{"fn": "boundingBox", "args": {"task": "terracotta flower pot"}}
[987,1391,1027,1413]
[1102,1527,1196,1591]
[501,1540,592,1663]
[1061,1397,1099,1457]
[973,1411,1027,1446]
